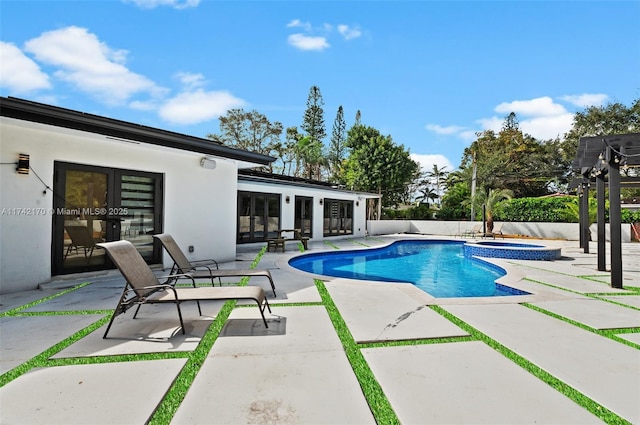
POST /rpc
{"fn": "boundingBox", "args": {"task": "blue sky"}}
[1,0,639,174]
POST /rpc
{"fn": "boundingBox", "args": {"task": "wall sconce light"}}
[319,198,323,205]
[285,195,290,204]
[356,201,360,207]
[16,153,29,174]
[200,157,217,170]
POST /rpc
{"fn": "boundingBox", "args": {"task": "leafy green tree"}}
[329,105,347,181]
[342,125,420,209]
[460,113,559,198]
[208,109,283,172]
[561,99,640,178]
[438,182,471,220]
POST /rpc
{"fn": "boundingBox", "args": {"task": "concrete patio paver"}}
[530,298,640,329]
[443,303,640,423]
[326,279,469,343]
[172,306,375,424]
[0,359,187,425]
[363,341,603,424]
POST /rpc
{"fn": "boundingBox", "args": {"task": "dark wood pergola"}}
[571,133,640,288]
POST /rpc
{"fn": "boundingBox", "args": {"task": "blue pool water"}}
[289,240,530,298]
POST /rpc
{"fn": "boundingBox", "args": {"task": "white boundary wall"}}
[367,220,632,243]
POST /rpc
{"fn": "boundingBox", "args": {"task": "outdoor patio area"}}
[1,235,639,424]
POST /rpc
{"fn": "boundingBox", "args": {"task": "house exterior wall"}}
[1,117,239,293]
[237,178,369,243]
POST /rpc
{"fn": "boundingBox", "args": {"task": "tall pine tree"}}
[329,105,346,181]
[300,85,326,180]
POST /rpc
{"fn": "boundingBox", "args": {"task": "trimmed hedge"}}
[494,196,640,223]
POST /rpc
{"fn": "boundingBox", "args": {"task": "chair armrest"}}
[190,259,219,269]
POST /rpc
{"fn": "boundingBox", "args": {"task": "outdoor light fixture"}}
[319,198,323,205]
[200,157,217,170]
[16,153,29,174]
[285,196,290,204]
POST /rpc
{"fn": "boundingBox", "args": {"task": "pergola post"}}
[596,173,606,271]
[607,147,623,289]
[580,182,590,253]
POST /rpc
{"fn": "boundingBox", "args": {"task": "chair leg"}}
[266,276,277,297]
[257,298,271,328]
[175,302,186,334]
[102,311,118,339]
[133,304,143,319]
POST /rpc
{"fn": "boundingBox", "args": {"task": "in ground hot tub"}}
[463,240,561,261]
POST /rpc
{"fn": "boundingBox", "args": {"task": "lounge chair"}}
[490,222,505,239]
[97,240,271,338]
[64,225,97,259]
[461,224,483,238]
[153,233,277,297]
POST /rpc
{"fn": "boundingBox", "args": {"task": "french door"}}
[294,196,313,238]
[237,191,280,243]
[52,162,163,275]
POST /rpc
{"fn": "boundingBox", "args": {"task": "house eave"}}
[0,97,275,166]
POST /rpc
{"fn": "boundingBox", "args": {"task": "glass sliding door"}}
[237,191,281,243]
[323,199,353,236]
[294,196,313,238]
[52,162,163,275]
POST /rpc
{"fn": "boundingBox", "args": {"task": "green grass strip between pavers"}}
[314,279,400,425]
[430,305,630,425]
[359,335,476,349]
[522,303,640,350]
[323,240,341,249]
[0,282,92,317]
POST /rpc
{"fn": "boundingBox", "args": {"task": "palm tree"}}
[416,186,439,206]
[427,164,449,207]
[472,188,513,233]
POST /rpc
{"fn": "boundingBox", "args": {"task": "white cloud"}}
[286,19,312,31]
[519,113,574,140]
[24,26,164,105]
[158,89,245,125]
[287,33,330,51]
[495,96,567,117]
[410,153,455,173]
[0,41,51,93]
[124,0,200,9]
[175,72,206,90]
[560,93,609,108]
[476,116,503,133]
[479,96,575,140]
[425,124,465,135]
[338,24,361,40]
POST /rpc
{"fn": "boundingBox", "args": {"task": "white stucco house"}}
[0,97,378,293]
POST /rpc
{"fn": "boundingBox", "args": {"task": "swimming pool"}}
[289,240,530,298]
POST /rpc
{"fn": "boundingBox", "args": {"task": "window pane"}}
[120,175,156,260]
